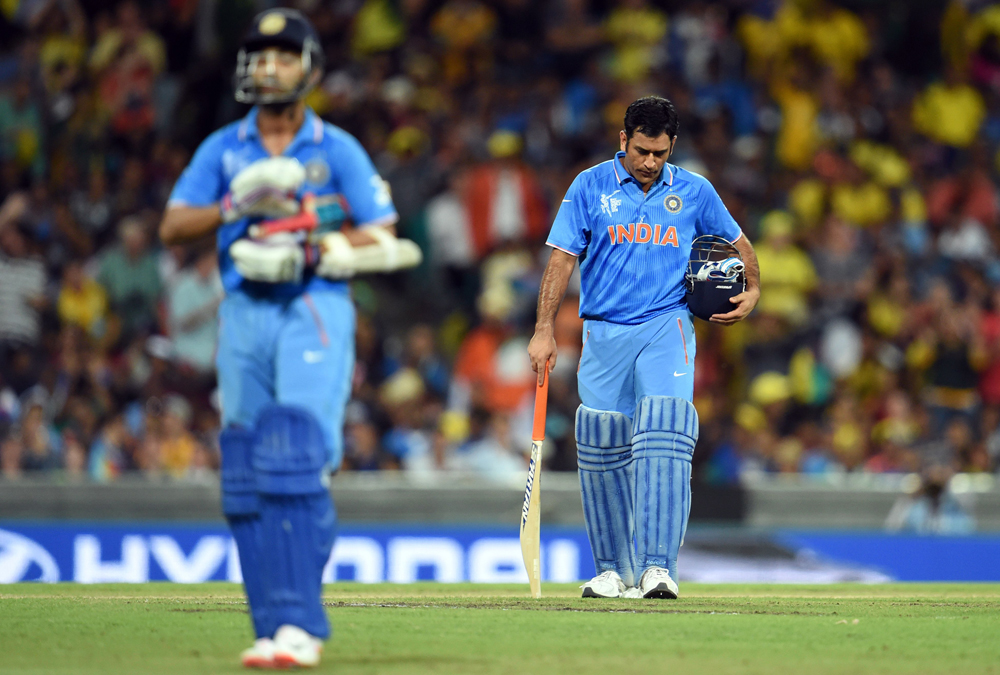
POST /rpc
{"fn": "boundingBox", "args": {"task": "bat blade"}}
[520,438,543,599]
[520,365,549,599]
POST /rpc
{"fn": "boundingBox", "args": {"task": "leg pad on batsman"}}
[220,426,271,639]
[576,405,637,589]
[253,405,337,641]
[632,396,698,582]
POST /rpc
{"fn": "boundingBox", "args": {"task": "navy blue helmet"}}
[685,235,745,321]
[234,9,324,105]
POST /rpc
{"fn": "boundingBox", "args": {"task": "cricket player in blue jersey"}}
[159,9,419,668]
[528,96,760,599]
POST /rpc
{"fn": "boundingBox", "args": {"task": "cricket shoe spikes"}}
[240,638,275,669]
[272,624,323,669]
[580,570,627,598]
[638,566,679,599]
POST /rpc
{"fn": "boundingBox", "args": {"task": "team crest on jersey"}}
[600,190,622,216]
[664,194,683,214]
[304,158,330,186]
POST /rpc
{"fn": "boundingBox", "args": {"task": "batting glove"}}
[221,157,306,223]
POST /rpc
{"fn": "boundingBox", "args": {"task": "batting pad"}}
[254,406,336,640]
[576,405,637,588]
[632,396,699,580]
[219,426,270,638]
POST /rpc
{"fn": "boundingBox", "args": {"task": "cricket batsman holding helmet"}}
[160,9,417,668]
[528,96,760,599]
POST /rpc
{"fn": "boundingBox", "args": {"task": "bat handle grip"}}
[531,361,549,442]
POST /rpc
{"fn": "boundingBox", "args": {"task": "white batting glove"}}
[315,228,423,278]
[230,234,305,283]
[221,157,306,223]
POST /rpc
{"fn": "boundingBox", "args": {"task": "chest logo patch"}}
[664,194,683,214]
[600,190,622,216]
[304,158,331,186]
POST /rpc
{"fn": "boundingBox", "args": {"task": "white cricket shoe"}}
[240,638,275,669]
[580,570,626,598]
[638,566,679,599]
[272,624,323,669]
[621,586,643,599]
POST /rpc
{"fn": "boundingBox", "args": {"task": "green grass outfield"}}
[2,583,1000,674]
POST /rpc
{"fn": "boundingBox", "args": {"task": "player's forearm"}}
[534,248,577,333]
[735,235,760,292]
[159,206,223,245]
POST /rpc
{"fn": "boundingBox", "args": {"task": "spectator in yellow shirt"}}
[160,395,197,479]
[771,61,820,170]
[603,0,668,83]
[57,260,108,339]
[912,67,986,148]
[830,162,892,228]
[754,210,818,325]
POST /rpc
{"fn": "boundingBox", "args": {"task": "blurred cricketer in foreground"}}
[528,96,760,599]
[159,9,418,669]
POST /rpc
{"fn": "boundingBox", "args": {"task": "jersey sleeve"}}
[546,172,590,256]
[333,133,398,228]
[167,131,227,208]
[696,181,743,243]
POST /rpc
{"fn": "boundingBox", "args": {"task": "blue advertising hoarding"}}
[2,522,999,584]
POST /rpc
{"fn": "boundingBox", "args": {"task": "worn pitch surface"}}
[2,583,999,674]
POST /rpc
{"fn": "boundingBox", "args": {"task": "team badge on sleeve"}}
[664,194,683,214]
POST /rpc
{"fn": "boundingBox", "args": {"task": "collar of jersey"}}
[612,151,674,188]
[237,106,324,151]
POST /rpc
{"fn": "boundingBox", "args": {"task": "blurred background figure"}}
[886,467,976,534]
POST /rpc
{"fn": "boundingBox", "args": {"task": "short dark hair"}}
[624,96,679,141]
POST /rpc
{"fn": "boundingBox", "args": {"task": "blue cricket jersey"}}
[547,151,742,324]
[168,106,398,297]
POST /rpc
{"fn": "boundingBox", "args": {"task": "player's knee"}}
[252,405,331,496]
[575,405,633,470]
[632,396,698,459]
[219,425,259,516]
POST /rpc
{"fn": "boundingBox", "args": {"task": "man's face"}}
[619,130,675,188]
[249,47,305,97]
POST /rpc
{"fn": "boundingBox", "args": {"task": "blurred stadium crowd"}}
[0,0,999,485]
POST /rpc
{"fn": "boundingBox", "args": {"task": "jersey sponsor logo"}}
[607,223,679,247]
[664,194,683,214]
[600,190,622,216]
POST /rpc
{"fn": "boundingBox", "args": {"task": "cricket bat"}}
[248,193,319,239]
[520,364,549,599]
